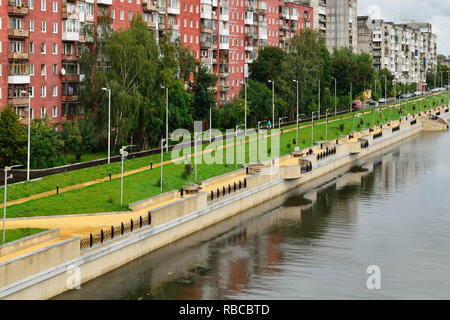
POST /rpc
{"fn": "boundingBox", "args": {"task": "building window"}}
[41,21,46,33]
[52,106,57,118]
[53,22,57,33]
[41,42,46,54]
[120,10,124,20]
[53,43,57,54]
[29,42,34,54]
[111,9,115,19]
[30,64,34,75]
[41,64,46,76]
[41,107,46,118]
[40,86,46,97]
[29,20,34,31]
[128,11,132,21]
[30,0,34,9]
[52,64,57,75]
[52,85,58,97]
[52,1,57,12]
[30,86,34,98]
[41,0,46,11]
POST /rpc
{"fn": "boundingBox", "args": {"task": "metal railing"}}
[80,213,151,250]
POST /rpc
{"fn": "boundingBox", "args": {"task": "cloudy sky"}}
[358,0,450,56]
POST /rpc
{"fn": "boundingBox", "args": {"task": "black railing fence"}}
[80,213,151,250]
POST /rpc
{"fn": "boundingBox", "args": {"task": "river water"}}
[56,131,450,300]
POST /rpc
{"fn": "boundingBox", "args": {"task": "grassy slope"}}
[0,228,47,244]
[2,93,448,218]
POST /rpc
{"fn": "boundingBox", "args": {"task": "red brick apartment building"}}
[0,0,313,123]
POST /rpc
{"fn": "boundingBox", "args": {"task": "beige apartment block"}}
[358,16,437,88]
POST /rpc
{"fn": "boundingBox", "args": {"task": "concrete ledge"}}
[0,237,80,288]
[128,190,178,212]
[0,229,60,257]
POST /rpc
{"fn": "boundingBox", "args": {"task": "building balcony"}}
[62,95,80,102]
[167,6,180,15]
[201,27,213,34]
[7,1,29,16]
[62,32,80,42]
[8,51,29,60]
[8,74,30,84]
[219,85,229,92]
[146,20,157,29]
[7,96,29,107]
[200,41,212,48]
[62,74,80,82]
[61,54,80,62]
[219,43,229,50]
[97,0,112,5]
[219,72,229,78]
[143,0,158,12]
[8,28,29,38]
[200,12,212,20]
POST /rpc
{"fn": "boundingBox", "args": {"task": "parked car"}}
[369,100,379,106]
[413,91,423,97]
[352,102,360,110]
[378,98,386,104]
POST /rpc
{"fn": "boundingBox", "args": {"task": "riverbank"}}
[0,103,448,299]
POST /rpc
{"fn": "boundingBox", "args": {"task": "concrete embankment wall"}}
[0,106,445,300]
[0,229,60,257]
[0,237,80,289]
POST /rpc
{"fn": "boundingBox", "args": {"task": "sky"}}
[358,0,450,57]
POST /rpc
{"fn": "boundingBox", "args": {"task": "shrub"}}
[339,123,345,132]
[287,143,291,149]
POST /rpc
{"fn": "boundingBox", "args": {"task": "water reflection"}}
[55,132,450,300]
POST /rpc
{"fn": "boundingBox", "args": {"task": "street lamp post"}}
[257,120,267,163]
[161,86,169,153]
[3,165,22,244]
[102,88,111,164]
[278,116,287,132]
[268,80,275,127]
[119,145,133,206]
[235,124,244,168]
[241,79,248,133]
[293,79,299,147]
[160,138,166,194]
[311,111,317,146]
[21,90,31,181]
[382,75,387,106]
[325,109,330,140]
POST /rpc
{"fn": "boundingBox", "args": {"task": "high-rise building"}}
[357,16,437,88]
[0,0,313,120]
[300,0,326,39]
[325,0,357,52]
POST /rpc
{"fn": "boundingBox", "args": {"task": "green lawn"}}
[1,93,448,216]
[0,228,47,245]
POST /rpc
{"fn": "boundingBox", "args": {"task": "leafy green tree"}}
[217,98,246,130]
[281,29,330,117]
[192,65,217,124]
[0,107,27,167]
[250,46,286,84]
[245,79,273,126]
[30,119,66,169]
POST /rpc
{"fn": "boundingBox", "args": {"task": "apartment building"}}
[326,0,357,52]
[0,0,313,121]
[357,16,437,88]
[300,0,326,38]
